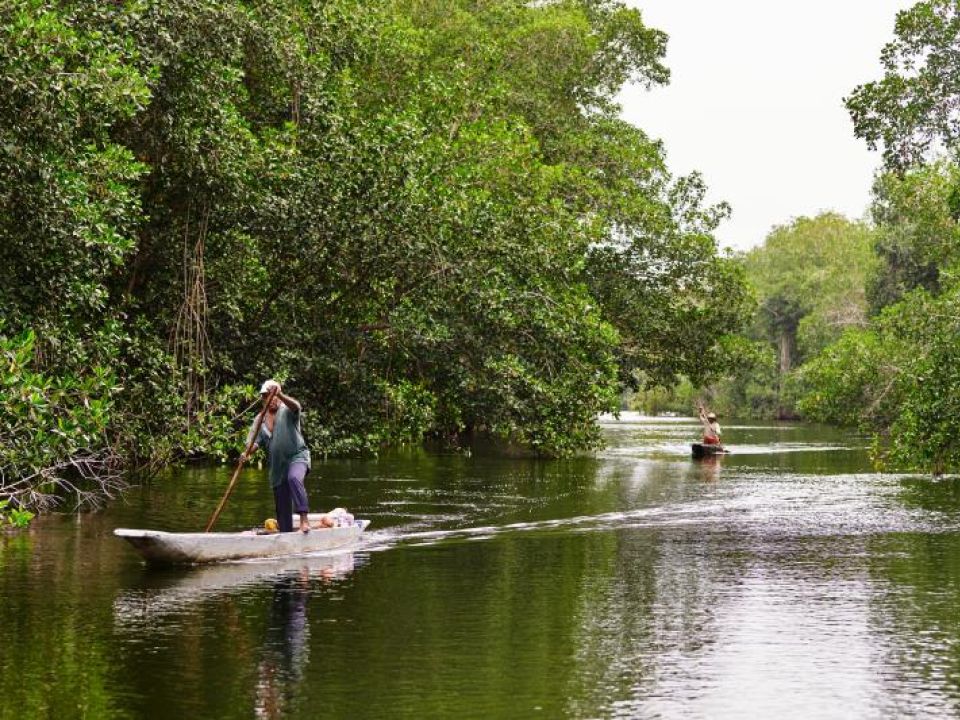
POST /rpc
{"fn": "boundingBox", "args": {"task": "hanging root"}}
[170,203,213,427]
[0,449,127,513]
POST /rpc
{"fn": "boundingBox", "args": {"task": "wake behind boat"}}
[115,514,370,565]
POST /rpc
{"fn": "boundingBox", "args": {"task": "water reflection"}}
[6,416,960,718]
[563,525,960,718]
[113,552,357,628]
[694,453,723,483]
[255,573,310,720]
[897,475,960,515]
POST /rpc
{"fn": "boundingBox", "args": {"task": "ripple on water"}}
[6,416,960,719]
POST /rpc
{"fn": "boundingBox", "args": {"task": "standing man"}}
[242,380,311,533]
[697,403,722,446]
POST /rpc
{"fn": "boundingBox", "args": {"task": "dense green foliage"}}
[800,165,960,471]
[867,160,960,310]
[0,498,33,528]
[0,0,745,509]
[631,214,874,420]
[800,0,960,472]
[846,0,960,170]
[745,215,875,363]
[739,214,875,417]
[800,280,960,473]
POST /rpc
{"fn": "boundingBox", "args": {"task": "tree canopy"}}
[0,0,746,509]
[846,0,960,169]
[800,0,960,472]
[744,213,875,369]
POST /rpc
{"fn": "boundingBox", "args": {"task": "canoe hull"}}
[115,518,369,565]
[691,443,728,458]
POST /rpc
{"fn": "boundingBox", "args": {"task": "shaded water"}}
[2,414,960,718]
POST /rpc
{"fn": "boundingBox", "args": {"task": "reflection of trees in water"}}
[560,459,729,716]
[897,477,960,514]
[566,525,960,717]
[564,529,729,717]
[866,533,960,716]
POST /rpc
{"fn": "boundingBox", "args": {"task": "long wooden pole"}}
[204,388,277,532]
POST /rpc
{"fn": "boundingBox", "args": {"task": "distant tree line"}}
[805,0,960,473]
[0,0,748,511]
[630,212,875,421]
[634,0,960,473]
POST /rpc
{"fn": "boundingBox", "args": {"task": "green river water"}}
[2,414,960,719]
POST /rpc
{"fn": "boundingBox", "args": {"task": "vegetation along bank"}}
[632,1,960,475]
[0,1,749,515]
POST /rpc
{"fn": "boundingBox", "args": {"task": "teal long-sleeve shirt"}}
[248,405,311,488]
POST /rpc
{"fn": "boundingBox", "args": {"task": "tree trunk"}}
[777,330,795,420]
[779,330,794,376]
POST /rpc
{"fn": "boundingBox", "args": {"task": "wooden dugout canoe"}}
[691,443,729,458]
[115,516,370,565]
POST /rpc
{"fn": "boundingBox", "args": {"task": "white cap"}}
[259,379,280,395]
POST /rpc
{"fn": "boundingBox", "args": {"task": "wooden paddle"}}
[204,387,277,533]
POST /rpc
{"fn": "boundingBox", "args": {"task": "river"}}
[1,414,959,718]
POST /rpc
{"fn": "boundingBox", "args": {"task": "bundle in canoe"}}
[115,514,370,565]
[691,443,729,458]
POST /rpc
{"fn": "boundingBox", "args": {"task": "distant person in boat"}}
[242,380,311,534]
[698,405,722,446]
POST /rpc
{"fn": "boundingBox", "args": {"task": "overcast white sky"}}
[619,0,917,250]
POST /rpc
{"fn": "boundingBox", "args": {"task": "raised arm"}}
[276,387,301,413]
[696,403,708,428]
[259,380,301,412]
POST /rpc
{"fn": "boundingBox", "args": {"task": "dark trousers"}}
[274,462,310,532]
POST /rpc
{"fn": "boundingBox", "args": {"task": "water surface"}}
[2,414,959,718]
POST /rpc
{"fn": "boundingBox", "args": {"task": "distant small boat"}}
[691,443,728,458]
[115,515,369,565]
